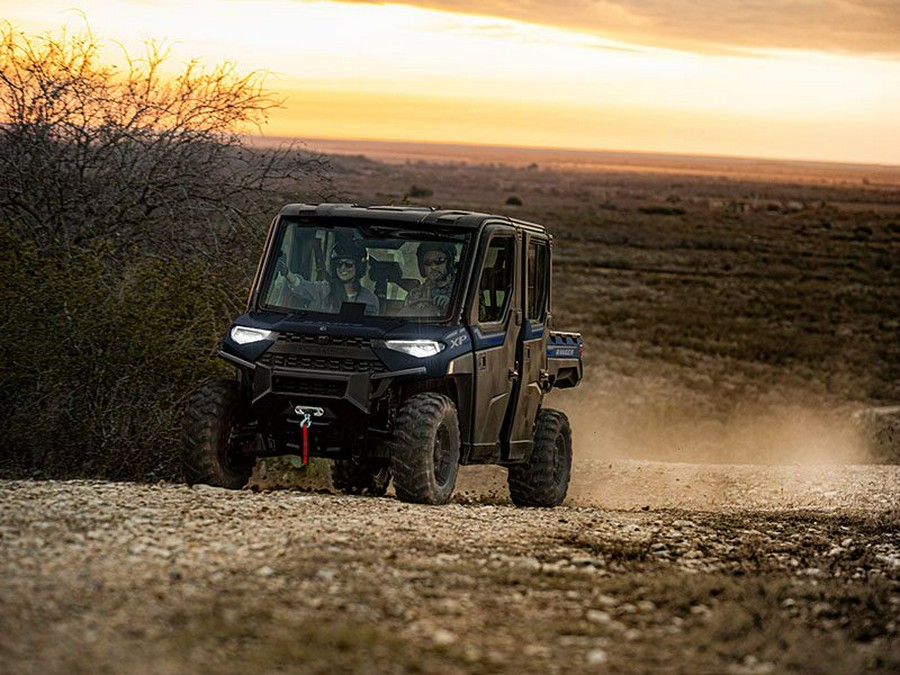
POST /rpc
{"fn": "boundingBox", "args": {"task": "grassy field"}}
[309,143,900,464]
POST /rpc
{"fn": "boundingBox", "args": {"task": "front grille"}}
[272,377,347,397]
[261,331,386,374]
[261,353,385,373]
[277,334,372,349]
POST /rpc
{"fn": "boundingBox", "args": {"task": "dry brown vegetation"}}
[0,25,329,481]
[309,140,900,465]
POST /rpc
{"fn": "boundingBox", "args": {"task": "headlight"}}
[230,326,276,345]
[384,339,445,358]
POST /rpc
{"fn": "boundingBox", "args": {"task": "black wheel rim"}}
[433,424,453,487]
[552,434,566,485]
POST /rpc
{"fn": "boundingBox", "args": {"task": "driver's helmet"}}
[415,241,456,276]
[330,241,368,279]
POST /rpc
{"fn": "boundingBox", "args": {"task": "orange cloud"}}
[335,0,900,56]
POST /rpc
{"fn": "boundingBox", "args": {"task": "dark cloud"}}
[334,1,900,56]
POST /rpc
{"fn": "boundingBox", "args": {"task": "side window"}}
[478,236,515,323]
[527,240,549,322]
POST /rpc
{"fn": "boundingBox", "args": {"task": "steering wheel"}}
[406,297,436,310]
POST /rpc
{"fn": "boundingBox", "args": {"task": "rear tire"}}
[508,408,572,507]
[181,378,254,489]
[331,458,392,496]
[390,393,460,505]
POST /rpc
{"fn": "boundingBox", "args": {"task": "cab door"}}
[503,234,551,460]
[465,227,520,462]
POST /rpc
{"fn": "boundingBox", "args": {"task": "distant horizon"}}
[249,134,900,176]
[6,1,898,166]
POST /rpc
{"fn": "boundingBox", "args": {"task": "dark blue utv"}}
[182,204,583,506]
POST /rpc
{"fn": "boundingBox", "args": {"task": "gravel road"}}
[2,460,898,674]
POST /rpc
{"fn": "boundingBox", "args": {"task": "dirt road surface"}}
[2,460,898,674]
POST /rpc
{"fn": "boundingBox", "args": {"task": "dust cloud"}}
[550,379,872,466]
[542,383,890,511]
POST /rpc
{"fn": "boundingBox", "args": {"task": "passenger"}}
[282,242,379,315]
[404,242,456,313]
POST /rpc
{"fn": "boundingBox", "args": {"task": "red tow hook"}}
[294,406,324,465]
[301,421,309,465]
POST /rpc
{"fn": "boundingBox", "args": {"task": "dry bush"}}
[0,229,237,479]
[0,23,333,479]
[0,21,331,259]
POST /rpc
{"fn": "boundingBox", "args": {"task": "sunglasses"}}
[335,259,356,269]
[423,257,447,267]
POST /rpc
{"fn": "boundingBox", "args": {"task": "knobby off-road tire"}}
[181,378,254,489]
[508,408,572,507]
[390,393,461,505]
[331,458,392,496]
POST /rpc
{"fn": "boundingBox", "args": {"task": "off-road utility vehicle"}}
[182,204,583,506]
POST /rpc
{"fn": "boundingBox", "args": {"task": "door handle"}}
[508,367,519,380]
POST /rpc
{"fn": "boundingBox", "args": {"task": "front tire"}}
[390,393,460,505]
[508,408,572,507]
[181,378,254,489]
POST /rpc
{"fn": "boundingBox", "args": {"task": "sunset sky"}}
[4,0,900,165]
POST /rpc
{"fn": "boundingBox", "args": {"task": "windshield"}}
[259,218,468,320]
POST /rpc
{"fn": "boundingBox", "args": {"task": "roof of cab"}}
[277,203,548,235]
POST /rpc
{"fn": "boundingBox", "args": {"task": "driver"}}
[404,242,456,313]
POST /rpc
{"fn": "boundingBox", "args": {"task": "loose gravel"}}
[2,460,898,674]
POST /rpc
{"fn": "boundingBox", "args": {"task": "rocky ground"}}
[2,460,898,674]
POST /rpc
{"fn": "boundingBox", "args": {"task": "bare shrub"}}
[0,23,333,479]
[0,22,331,258]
